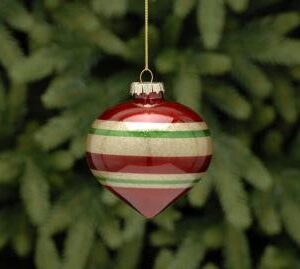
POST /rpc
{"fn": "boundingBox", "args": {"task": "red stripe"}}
[99,101,203,123]
[105,186,191,218]
[86,153,212,174]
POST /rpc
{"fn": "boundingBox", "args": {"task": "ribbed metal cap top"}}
[130,82,165,96]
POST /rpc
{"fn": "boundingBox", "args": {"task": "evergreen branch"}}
[113,233,144,269]
[122,213,146,242]
[50,35,99,75]
[97,216,123,249]
[42,185,97,236]
[91,0,128,18]
[225,0,249,13]
[20,159,50,226]
[251,39,300,65]
[188,173,213,208]
[262,129,284,156]
[224,30,279,59]
[231,56,272,98]
[252,191,281,235]
[0,79,5,125]
[91,27,128,57]
[174,0,197,19]
[43,0,62,10]
[174,60,202,112]
[29,22,53,48]
[280,196,300,246]
[53,3,127,56]
[218,136,273,191]
[62,216,95,269]
[49,150,75,171]
[11,214,32,257]
[105,71,137,103]
[69,135,86,159]
[162,15,183,46]
[258,246,300,269]
[205,84,252,120]
[85,240,112,269]
[154,249,174,269]
[0,209,14,251]
[0,0,34,32]
[197,0,225,49]
[223,13,300,59]
[272,74,298,123]
[125,25,160,65]
[290,66,300,81]
[202,263,220,269]
[35,235,62,269]
[0,24,23,69]
[5,84,27,132]
[194,53,232,75]
[153,208,182,232]
[35,112,78,150]
[212,156,252,229]
[53,3,101,33]
[151,230,178,247]
[10,47,61,83]
[224,224,251,269]
[250,104,276,133]
[0,151,23,184]
[168,231,206,269]
[202,224,224,250]
[290,131,300,162]
[42,75,88,109]
[155,50,182,74]
[248,12,300,36]
[280,170,300,204]
[41,202,74,237]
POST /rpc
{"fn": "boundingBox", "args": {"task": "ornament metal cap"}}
[130,82,165,96]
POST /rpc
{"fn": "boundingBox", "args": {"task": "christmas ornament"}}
[86,0,213,218]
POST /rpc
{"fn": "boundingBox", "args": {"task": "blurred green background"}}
[0,0,300,268]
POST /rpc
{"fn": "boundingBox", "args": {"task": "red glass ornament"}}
[86,82,213,218]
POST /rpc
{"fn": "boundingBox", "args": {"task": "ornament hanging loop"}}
[140,68,154,83]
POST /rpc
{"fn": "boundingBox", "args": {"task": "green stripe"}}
[89,128,210,138]
[97,177,201,185]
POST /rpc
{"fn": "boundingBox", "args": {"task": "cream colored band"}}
[86,135,213,157]
[92,120,208,132]
[99,181,198,189]
[91,170,205,180]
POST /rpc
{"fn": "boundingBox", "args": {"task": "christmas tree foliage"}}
[0,0,300,268]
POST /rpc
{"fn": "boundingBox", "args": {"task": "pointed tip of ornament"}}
[130,82,165,96]
[138,212,159,219]
[134,206,167,219]
[105,186,190,219]
[137,208,165,219]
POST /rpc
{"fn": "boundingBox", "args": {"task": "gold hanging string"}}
[140,0,154,83]
[145,0,149,69]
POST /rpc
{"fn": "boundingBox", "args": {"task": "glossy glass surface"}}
[86,92,213,218]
